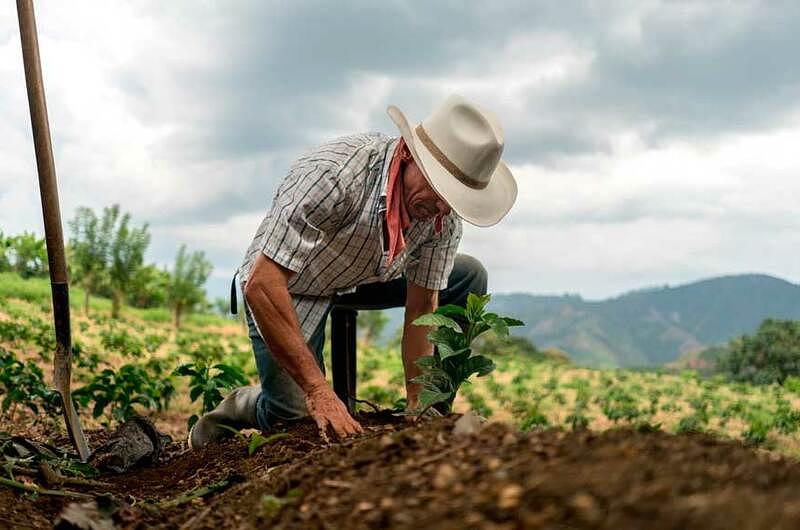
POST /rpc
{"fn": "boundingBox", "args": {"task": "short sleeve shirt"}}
[238,133,463,342]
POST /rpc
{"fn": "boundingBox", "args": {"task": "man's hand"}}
[305,384,363,441]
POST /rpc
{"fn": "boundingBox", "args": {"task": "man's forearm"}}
[244,258,327,395]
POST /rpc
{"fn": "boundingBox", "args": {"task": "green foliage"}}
[0,231,12,272]
[0,272,52,305]
[0,348,61,416]
[5,232,48,279]
[68,206,116,314]
[173,362,248,430]
[73,360,175,423]
[361,385,401,409]
[717,319,800,385]
[166,245,212,328]
[108,207,151,319]
[357,310,389,345]
[410,293,524,415]
[127,264,170,308]
[598,386,640,424]
[99,325,144,358]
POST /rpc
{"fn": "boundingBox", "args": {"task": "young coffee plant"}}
[73,361,175,423]
[410,293,523,415]
[99,325,144,358]
[173,362,248,430]
[0,347,61,417]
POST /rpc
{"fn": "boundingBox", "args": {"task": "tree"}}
[357,310,389,346]
[68,206,117,314]
[8,232,48,278]
[0,231,12,272]
[166,245,212,328]
[717,319,800,385]
[108,210,150,319]
[127,264,170,308]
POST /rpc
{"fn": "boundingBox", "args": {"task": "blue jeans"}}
[246,254,488,430]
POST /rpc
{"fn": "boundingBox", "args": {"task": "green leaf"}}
[189,385,203,403]
[412,314,462,332]
[415,356,438,370]
[174,364,199,377]
[489,317,509,338]
[501,317,524,327]
[464,355,495,377]
[419,389,452,408]
[427,327,467,350]
[439,347,471,361]
[248,432,291,456]
[434,304,466,318]
[466,293,491,320]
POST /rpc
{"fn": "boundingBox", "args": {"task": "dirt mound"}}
[3,413,800,529]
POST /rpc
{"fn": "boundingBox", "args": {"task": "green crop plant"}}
[743,412,773,447]
[99,325,144,358]
[0,348,60,417]
[772,399,800,435]
[598,386,641,424]
[143,333,168,354]
[173,362,248,430]
[73,361,175,423]
[409,293,523,415]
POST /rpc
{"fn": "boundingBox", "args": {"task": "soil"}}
[2,412,800,529]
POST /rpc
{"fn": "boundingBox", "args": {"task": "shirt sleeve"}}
[258,163,350,273]
[405,214,463,291]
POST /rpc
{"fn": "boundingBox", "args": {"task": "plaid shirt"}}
[238,132,463,341]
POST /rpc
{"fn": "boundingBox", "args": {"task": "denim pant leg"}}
[334,254,488,310]
[246,306,328,430]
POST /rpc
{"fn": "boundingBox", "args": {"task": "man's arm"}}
[244,253,362,438]
[402,280,439,410]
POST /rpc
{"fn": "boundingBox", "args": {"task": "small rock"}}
[357,501,375,512]
[569,493,602,524]
[379,435,396,449]
[498,484,523,510]
[432,463,458,489]
[486,457,502,471]
[453,411,485,437]
[380,497,394,509]
[502,432,518,446]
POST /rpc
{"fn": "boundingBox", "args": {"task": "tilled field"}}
[3,413,800,529]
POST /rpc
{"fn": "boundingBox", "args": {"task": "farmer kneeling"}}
[190,94,517,448]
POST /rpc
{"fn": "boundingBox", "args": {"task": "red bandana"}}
[385,139,443,268]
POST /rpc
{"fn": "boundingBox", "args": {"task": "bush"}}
[73,361,175,423]
[717,319,800,385]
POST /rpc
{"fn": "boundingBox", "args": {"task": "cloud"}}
[1,1,799,303]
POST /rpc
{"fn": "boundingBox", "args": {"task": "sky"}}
[1,1,799,303]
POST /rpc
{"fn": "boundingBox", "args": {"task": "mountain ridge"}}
[487,273,800,367]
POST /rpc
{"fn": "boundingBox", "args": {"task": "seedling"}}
[217,424,291,456]
[410,293,523,415]
[173,362,248,431]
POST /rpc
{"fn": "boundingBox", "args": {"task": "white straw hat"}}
[387,94,517,227]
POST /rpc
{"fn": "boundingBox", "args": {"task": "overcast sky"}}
[2,1,799,302]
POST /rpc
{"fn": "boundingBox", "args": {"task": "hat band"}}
[415,125,488,190]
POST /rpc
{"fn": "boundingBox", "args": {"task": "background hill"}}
[383,274,800,367]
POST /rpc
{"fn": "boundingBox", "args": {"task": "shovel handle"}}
[16,0,91,462]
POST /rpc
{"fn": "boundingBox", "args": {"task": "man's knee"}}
[456,254,488,295]
[442,254,488,306]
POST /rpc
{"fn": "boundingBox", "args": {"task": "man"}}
[190,94,517,448]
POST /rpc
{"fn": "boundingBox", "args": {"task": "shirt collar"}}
[380,137,400,199]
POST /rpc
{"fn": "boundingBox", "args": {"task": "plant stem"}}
[0,476,93,499]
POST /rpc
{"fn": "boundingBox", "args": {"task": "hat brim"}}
[387,104,517,227]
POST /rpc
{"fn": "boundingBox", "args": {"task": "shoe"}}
[189,385,261,449]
